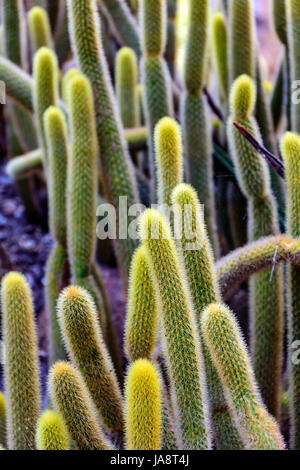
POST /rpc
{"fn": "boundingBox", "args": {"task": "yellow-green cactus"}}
[0,393,7,448]
[211,12,228,101]
[125,359,162,450]
[36,410,69,450]
[116,47,138,129]
[28,6,52,53]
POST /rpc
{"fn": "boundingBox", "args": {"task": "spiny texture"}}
[62,68,80,104]
[201,304,285,450]
[125,359,162,450]
[2,0,25,66]
[211,12,228,101]
[101,0,140,56]
[49,362,113,450]
[140,209,211,450]
[0,393,6,448]
[1,272,40,450]
[228,0,255,84]
[154,117,183,207]
[33,47,59,167]
[182,93,219,256]
[281,132,300,449]
[67,74,97,281]
[28,6,52,52]
[286,0,300,134]
[116,47,138,129]
[125,246,158,362]
[140,0,166,56]
[0,57,33,112]
[67,0,139,287]
[36,410,69,450]
[172,184,242,450]
[228,74,284,419]
[58,286,124,432]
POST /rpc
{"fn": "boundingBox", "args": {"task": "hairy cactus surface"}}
[1,272,40,450]
[36,410,69,451]
[116,47,138,129]
[125,359,162,450]
[0,393,7,449]
[28,6,52,52]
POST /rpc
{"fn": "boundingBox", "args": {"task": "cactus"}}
[140,0,173,191]
[201,303,285,450]
[49,362,114,450]
[211,11,228,102]
[67,0,140,288]
[155,117,183,207]
[227,74,284,419]
[172,183,242,450]
[0,57,33,111]
[125,359,162,450]
[228,0,255,85]
[281,132,300,449]
[116,47,138,129]
[58,286,124,432]
[286,0,300,134]
[140,209,211,450]
[0,393,7,448]
[36,410,69,450]
[125,245,158,362]
[1,272,40,450]
[62,67,80,104]
[182,0,219,257]
[28,6,52,53]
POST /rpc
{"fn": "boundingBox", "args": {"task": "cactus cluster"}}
[1,0,300,452]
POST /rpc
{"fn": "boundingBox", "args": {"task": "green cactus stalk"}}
[271,57,285,132]
[172,183,242,450]
[49,362,114,450]
[140,209,211,450]
[125,245,158,362]
[62,67,80,104]
[28,6,52,53]
[286,0,300,134]
[272,0,288,45]
[154,117,183,207]
[0,57,33,111]
[211,11,228,102]
[36,410,69,450]
[58,286,124,432]
[227,74,284,419]
[6,149,42,179]
[67,0,140,288]
[2,0,25,66]
[116,47,139,129]
[201,303,285,450]
[228,0,255,85]
[160,383,179,450]
[101,0,141,56]
[1,272,40,450]
[125,359,162,450]
[140,0,173,192]
[281,131,300,449]
[182,0,219,257]
[33,47,59,169]
[0,393,7,448]
[165,0,177,78]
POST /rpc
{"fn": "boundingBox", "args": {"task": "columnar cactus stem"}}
[125,246,158,362]
[201,303,285,450]
[140,209,211,450]
[182,0,219,256]
[49,362,114,450]
[36,410,69,450]
[0,393,7,448]
[1,272,40,450]
[0,57,34,111]
[211,11,228,102]
[58,286,124,432]
[140,0,173,192]
[281,131,300,449]
[28,6,52,53]
[172,184,242,450]
[228,0,255,85]
[116,47,139,129]
[227,74,284,419]
[125,359,162,450]
[67,0,140,288]
[154,117,183,207]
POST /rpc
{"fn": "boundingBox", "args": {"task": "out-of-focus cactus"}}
[211,11,228,102]
[227,75,284,419]
[67,0,140,289]
[202,303,285,450]
[281,132,300,449]
[0,393,7,449]
[1,272,40,450]
[36,410,69,451]
[28,6,52,53]
[125,359,162,450]
[49,362,114,450]
[116,47,138,129]
[140,209,211,450]
[0,57,34,111]
[58,286,124,432]
[125,246,157,362]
